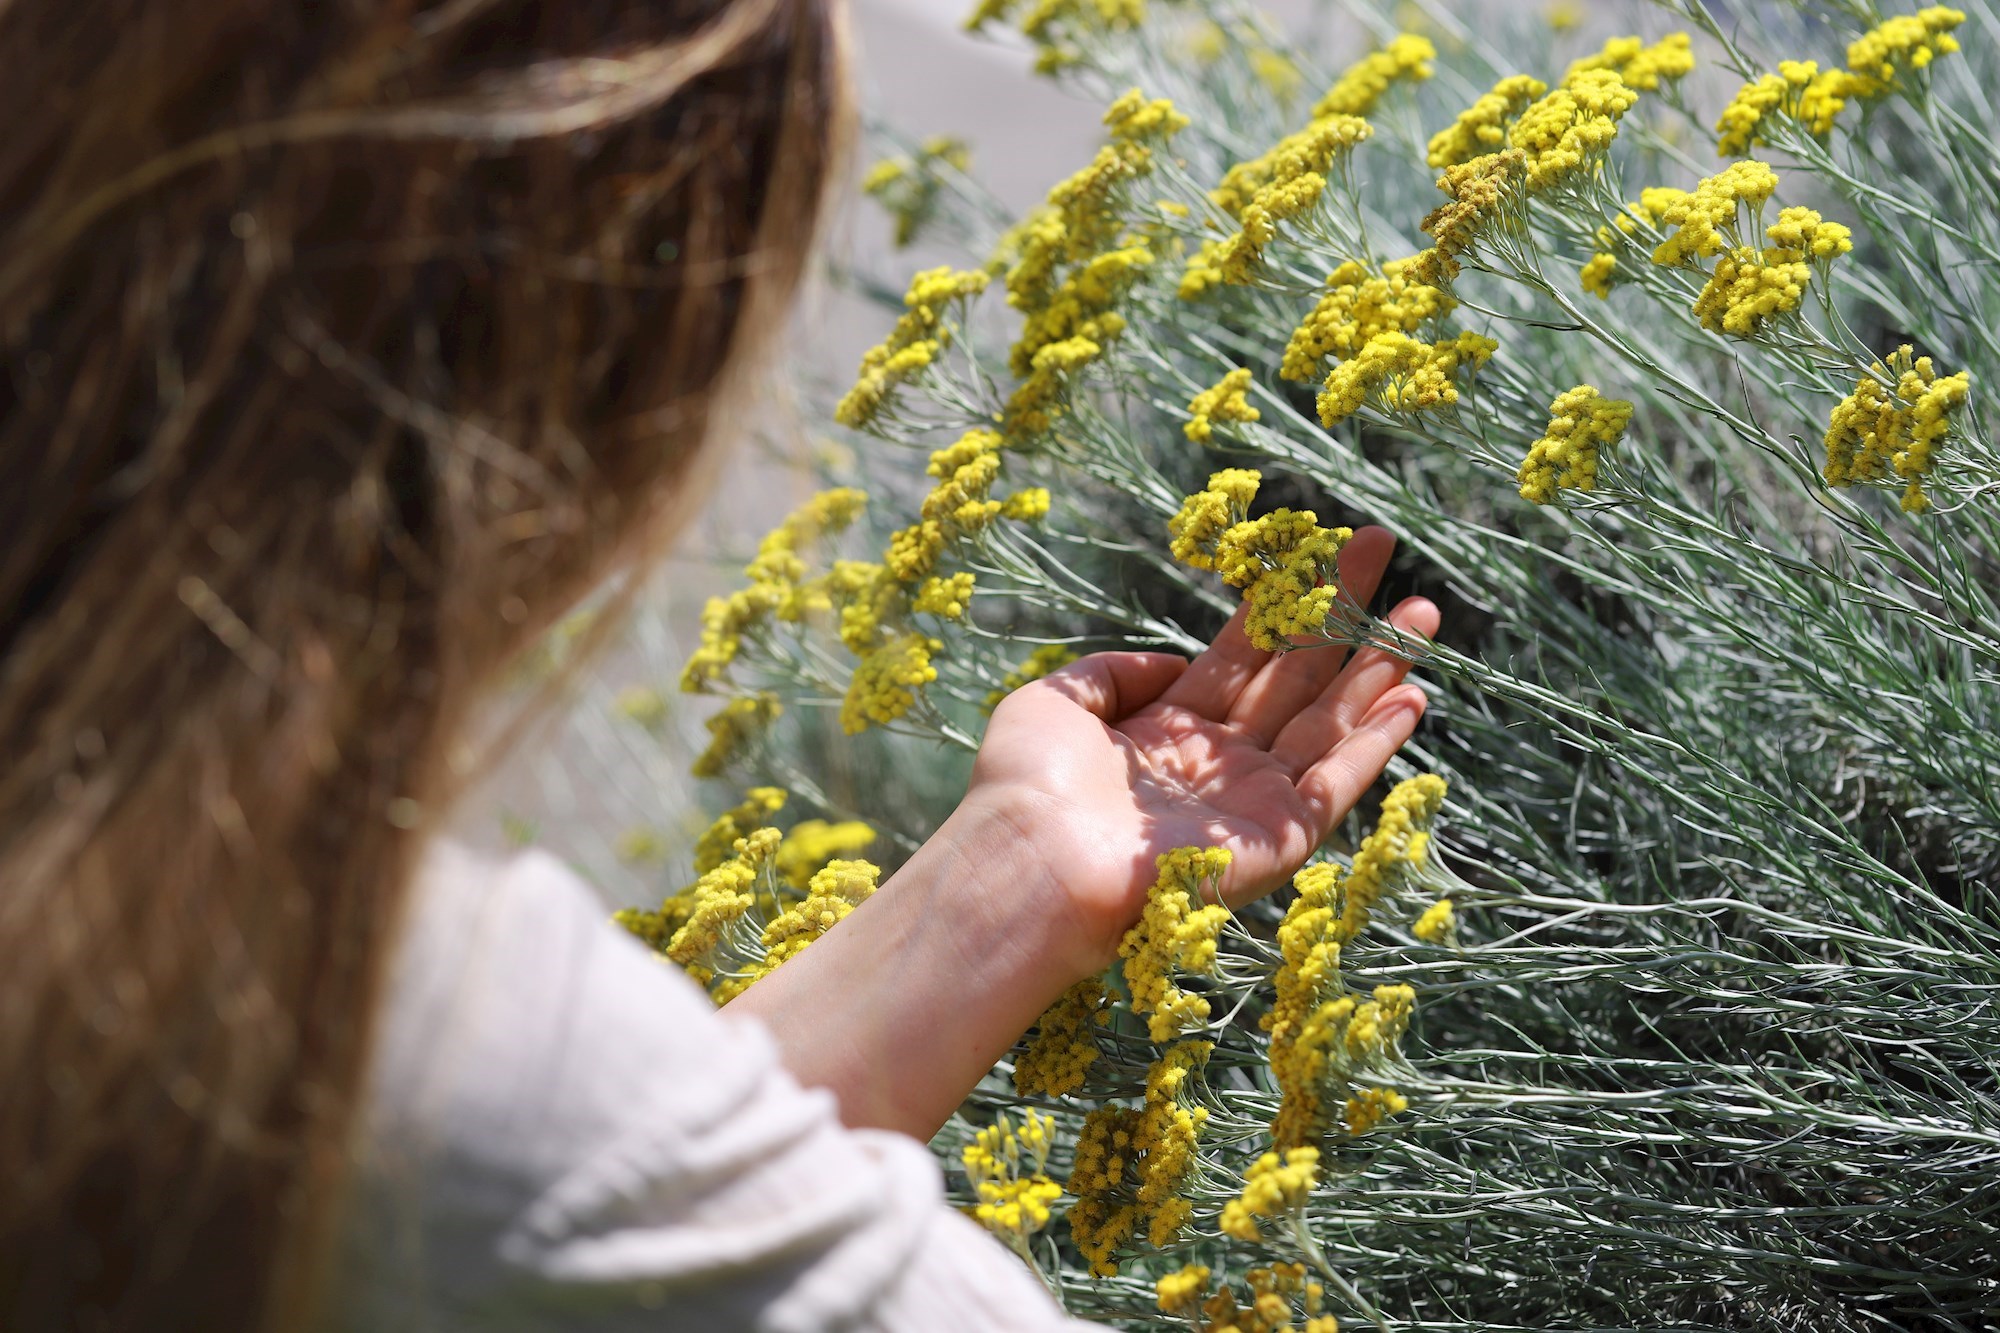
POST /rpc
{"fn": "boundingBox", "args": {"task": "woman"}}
[0,0,1436,1328]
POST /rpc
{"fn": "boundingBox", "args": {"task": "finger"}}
[1152,599,1269,722]
[1026,651,1189,723]
[1295,684,1428,834]
[1272,597,1439,777]
[1225,526,1397,745]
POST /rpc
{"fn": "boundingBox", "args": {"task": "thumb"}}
[1022,651,1188,723]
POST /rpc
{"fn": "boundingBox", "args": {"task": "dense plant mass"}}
[608,1,2000,1328]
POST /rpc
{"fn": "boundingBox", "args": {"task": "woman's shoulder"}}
[370,839,767,1176]
[341,839,1095,1333]
[342,840,775,1323]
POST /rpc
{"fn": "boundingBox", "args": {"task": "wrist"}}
[924,785,1118,988]
[728,787,1105,1138]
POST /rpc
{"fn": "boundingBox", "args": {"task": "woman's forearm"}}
[725,791,1093,1140]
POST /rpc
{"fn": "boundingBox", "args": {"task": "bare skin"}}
[731,526,1440,1139]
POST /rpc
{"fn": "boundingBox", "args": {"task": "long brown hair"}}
[0,1,846,1328]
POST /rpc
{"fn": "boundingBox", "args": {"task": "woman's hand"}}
[967,525,1437,979]
[728,526,1436,1138]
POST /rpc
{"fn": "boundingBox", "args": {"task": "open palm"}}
[970,527,1437,971]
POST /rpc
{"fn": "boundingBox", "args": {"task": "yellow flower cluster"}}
[983,643,1079,712]
[1004,111,1173,434]
[1220,1147,1319,1242]
[666,825,782,992]
[1007,150,1146,313]
[1692,205,1852,338]
[1168,471,1357,651]
[1427,73,1546,169]
[1312,33,1435,118]
[1002,88,1185,420]
[841,631,941,735]
[1562,32,1696,92]
[1344,1085,1411,1135]
[1343,774,1448,937]
[691,693,780,779]
[1413,897,1456,943]
[694,786,789,875]
[1013,975,1110,1096]
[816,560,894,654]
[1715,61,1864,156]
[1004,487,1051,521]
[967,0,1146,74]
[1823,345,1971,514]
[1579,187,1688,298]
[614,792,884,1004]
[1270,984,1418,1143]
[1103,86,1189,140]
[1172,1263,1331,1333]
[835,267,990,429]
[1518,384,1633,503]
[1278,247,1490,436]
[1118,847,1232,1040]
[1264,852,1427,1146]
[1315,329,1498,429]
[893,428,1009,580]
[913,571,976,619]
[1064,1040,1212,1271]
[1766,204,1856,261]
[681,489,868,691]
[1134,1040,1212,1245]
[1846,6,1966,94]
[1414,147,1527,288]
[1254,47,1305,102]
[1178,243,1229,302]
[613,890,689,954]
[1207,116,1368,224]
[1227,512,1354,651]
[862,135,971,248]
[1156,1263,1212,1314]
[748,488,872,608]
[963,1110,1064,1242]
[1168,467,1262,570]
[1579,251,1619,299]
[1634,160,1849,339]
[1281,257,1457,384]
[774,818,877,890]
[1066,1107,1143,1273]
[1507,68,1640,193]
[1347,984,1417,1061]
[1647,160,1778,267]
[802,428,1044,734]
[720,857,881,1002]
[1217,506,1330,599]
[1185,368,1262,443]
[1265,862,1345,1147]
[1710,9,1963,158]
[1191,114,1373,289]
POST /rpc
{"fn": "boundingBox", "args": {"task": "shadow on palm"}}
[971,526,1438,965]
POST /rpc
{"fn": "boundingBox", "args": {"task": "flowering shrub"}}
[609,1,2000,1327]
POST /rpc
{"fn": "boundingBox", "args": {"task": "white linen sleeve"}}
[340,841,1102,1333]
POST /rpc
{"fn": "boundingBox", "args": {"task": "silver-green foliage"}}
[698,0,2000,1327]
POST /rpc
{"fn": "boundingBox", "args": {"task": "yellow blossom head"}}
[1519,384,1632,503]
[1103,87,1190,141]
[1185,367,1262,443]
[1313,32,1435,119]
